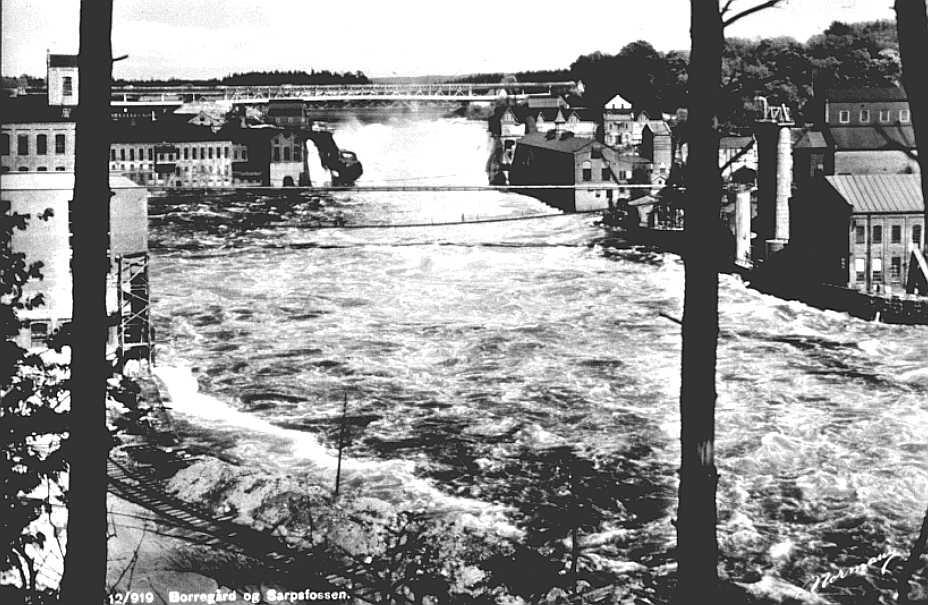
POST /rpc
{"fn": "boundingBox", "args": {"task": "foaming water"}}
[149,117,928,599]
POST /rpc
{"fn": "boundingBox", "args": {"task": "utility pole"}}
[60,0,114,602]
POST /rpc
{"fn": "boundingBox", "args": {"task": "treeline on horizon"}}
[459,20,902,130]
[110,69,371,87]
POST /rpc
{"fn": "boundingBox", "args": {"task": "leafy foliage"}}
[0,201,68,600]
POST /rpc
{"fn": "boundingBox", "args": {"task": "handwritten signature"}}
[808,550,906,593]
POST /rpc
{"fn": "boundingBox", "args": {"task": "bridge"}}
[110,81,578,107]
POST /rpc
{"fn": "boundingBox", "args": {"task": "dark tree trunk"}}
[674,2,723,602]
[895,6,928,600]
[59,1,114,601]
[895,0,928,248]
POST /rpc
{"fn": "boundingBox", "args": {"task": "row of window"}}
[2,166,68,172]
[1,133,68,156]
[272,145,302,162]
[110,145,241,163]
[837,108,910,124]
[855,256,905,283]
[855,223,922,246]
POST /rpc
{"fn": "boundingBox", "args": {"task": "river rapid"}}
[148,117,928,602]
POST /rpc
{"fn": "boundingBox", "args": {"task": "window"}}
[860,109,870,123]
[37,166,47,171]
[208,147,213,159]
[838,110,850,124]
[224,146,229,159]
[872,225,882,244]
[18,167,28,172]
[110,149,116,161]
[901,109,911,123]
[601,167,611,181]
[30,322,48,347]
[855,258,866,282]
[872,257,883,283]
[139,148,145,162]
[36,134,47,155]
[17,135,28,155]
[148,148,153,161]
[891,224,901,243]
[273,147,281,162]
[283,147,291,161]
[890,256,902,280]
[855,225,866,244]
[879,109,891,123]
[55,134,65,154]
[55,166,65,171]
[120,148,125,161]
[0,133,9,155]
[192,148,197,159]
[62,76,73,97]
[293,146,301,161]
[914,224,923,246]
[184,148,189,160]
[242,148,248,161]
[581,160,592,182]
[129,149,135,161]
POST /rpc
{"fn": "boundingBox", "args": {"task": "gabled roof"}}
[516,132,595,153]
[604,93,632,111]
[826,125,916,151]
[47,54,78,68]
[826,174,924,214]
[535,108,566,123]
[792,128,827,149]
[644,121,672,136]
[565,108,598,122]
[826,86,907,103]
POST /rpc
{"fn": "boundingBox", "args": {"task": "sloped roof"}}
[644,121,672,136]
[827,125,917,151]
[720,136,754,149]
[535,108,566,123]
[604,93,632,110]
[0,96,76,123]
[516,132,594,153]
[565,108,598,122]
[792,129,827,149]
[48,54,78,68]
[827,86,907,103]
[826,174,924,214]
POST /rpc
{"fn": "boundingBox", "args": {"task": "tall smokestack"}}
[755,102,793,257]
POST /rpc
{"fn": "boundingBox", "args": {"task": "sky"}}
[1,0,897,79]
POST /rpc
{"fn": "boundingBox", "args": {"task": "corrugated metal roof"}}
[826,174,925,214]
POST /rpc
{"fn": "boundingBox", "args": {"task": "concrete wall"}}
[1,122,76,173]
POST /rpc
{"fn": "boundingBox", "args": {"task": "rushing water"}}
[149,117,928,602]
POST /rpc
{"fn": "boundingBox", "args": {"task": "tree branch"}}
[722,0,784,28]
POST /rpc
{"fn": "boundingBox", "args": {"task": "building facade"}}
[1,172,148,350]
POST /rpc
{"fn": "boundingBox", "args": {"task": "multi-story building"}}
[2,172,149,351]
[821,87,919,175]
[509,132,648,212]
[791,174,925,295]
[46,53,78,108]
[1,98,76,173]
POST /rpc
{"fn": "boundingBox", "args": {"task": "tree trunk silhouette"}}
[894,4,928,599]
[59,1,114,601]
[675,2,723,601]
